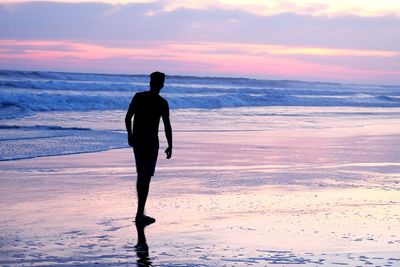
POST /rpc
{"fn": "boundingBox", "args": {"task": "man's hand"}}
[165,146,172,159]
[127,134,134,147]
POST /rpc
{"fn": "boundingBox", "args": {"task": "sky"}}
[0,0,399,84]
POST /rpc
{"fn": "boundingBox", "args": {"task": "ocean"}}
[1,69,400,161]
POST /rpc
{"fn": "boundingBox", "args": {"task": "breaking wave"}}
[1,69,399,119]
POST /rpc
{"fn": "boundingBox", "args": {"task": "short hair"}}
[150,71,165,83]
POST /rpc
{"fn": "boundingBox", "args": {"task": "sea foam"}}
[1,70,399,120]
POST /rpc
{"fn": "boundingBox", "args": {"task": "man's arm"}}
[125,97,135,147]
[162,113,173,159]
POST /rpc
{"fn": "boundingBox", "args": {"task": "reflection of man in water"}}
[125,71,172,224]
[134,223,152,266]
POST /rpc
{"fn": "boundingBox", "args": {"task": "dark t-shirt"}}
[129,91,169,145]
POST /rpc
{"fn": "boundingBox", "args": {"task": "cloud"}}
[0,2,399,83]
[1,39,399,83]
[1,2,400,50]
[2,0,400,16]
[2,39,398,61]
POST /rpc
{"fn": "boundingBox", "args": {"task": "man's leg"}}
[136,174,151,219]
[134,143,158,224]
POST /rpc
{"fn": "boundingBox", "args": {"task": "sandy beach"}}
[1,128,399,266]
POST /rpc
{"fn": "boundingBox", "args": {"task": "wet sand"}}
[1,130,400,266]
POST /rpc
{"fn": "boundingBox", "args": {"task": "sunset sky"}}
[0,0,399,83]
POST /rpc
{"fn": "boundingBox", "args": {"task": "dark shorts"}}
[133,143,159,177]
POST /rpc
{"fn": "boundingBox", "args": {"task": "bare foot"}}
[135,215,156,225]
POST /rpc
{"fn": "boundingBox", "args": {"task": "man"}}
[125,71,172,225]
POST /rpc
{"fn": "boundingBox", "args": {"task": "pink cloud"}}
[0,39,399,83]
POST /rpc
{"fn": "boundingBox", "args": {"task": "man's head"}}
[150,71,165,93]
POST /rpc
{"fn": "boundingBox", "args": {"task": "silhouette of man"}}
[125,71,172,224]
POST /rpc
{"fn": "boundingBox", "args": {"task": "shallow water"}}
[2,106,400,161]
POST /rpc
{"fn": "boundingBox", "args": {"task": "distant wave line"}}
[0,125,92,131]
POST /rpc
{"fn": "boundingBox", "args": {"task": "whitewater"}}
[1,69,400,161]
